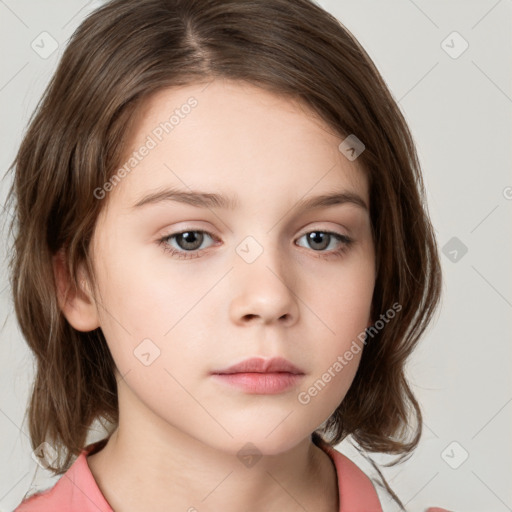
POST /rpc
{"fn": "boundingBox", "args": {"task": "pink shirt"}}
[14,439,450,511]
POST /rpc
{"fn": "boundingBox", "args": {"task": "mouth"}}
[211,357,305,394]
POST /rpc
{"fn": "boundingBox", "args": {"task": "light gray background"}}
[1,1,511,511]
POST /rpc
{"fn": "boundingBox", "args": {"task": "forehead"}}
[105,78,369,212]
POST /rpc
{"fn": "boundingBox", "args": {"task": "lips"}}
[212,356,305,375]
[211,357,305,394]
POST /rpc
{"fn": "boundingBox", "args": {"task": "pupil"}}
[180,231,202,249]
[309,232,328,250]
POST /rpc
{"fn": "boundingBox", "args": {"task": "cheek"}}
[94,247,187,331]
[297,260,373,408]
[92,256,211,386]
[307,259,374,338]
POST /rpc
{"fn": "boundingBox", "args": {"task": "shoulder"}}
[317,441,452,512]
[14,469,74,512]
[318,441,383,511]
[14,441,112,512]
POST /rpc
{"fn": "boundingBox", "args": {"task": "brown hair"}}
[5,0,442,507]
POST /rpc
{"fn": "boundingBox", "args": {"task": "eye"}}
[296,230,353,258]
[158,229,217,259]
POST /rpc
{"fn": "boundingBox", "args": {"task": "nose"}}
[229,242,300,327]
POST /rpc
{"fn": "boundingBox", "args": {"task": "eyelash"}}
[157,228,353,260]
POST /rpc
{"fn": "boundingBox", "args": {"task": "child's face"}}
[83,79,375,454]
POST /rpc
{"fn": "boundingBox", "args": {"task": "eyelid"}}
[157,223,218,240]
[159,223,351,243]
[297,223,351,237]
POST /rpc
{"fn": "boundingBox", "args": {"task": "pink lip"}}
[212,356,304,375]
[211,357,305,394]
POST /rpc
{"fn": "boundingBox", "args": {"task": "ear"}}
[53,249,100,332]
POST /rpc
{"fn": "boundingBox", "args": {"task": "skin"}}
[55,78,376,512]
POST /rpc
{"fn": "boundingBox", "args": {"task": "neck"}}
[86,372,339,512]
[87,426,338,512]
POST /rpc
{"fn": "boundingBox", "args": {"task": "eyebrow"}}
[131,187,368,212]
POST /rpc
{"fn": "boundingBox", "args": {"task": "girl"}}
[6,0,449,510]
